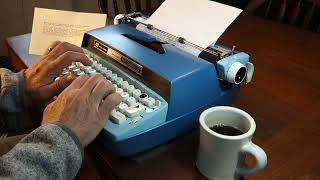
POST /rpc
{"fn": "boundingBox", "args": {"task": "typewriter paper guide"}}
[137,0,242,55]
[29,8,107,55]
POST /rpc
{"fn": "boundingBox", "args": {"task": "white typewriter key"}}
[126,97,137,107]
[110,73,118,82]
[92,61,98,68]
[75,71,85,76]
[80,66,89,70]
[114,84,118,89]
[120,92,129,101]
[118,103,129,113]
[68,65,77,70]
[82,66,92,73]
[100,67,108,74]
[62,71,70,76]
[110,111,126,124]
[156,100,161,107]
[126,85,135,95]
[132,89,142,99]
[121,81,129,90]
[105,70,112,78]
[62,68,69,75]
[144,97,156,108]
[115,105,120,111]
[75,62,84,67]
[115,77,123,86]
[101,70,109,77]
[88,69,97,75]
[96,63,103,71]
[100,67,108,76]
[139,93,148,103]
[131,116,142,124]
[125,105,146,118]
[116,88,123,93]
[72,67,81,73]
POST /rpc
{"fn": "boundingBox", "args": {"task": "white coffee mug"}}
[196,106,267,180]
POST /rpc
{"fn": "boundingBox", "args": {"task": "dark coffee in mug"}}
[209,124,244,136]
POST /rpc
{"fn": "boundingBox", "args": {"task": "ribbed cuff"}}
[53,122,84,158]
[17,70,34,108]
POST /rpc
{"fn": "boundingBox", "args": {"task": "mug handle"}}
[237,141,268,175]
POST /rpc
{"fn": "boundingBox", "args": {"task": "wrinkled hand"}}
[42,74,122,147]
[25,41,92,102]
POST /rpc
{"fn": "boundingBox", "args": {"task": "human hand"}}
[42,74,122,147]
[25,41,92,102]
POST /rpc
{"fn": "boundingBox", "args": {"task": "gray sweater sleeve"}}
[0,123,83,180]
[0,68,33,131]
[0,68,32,112]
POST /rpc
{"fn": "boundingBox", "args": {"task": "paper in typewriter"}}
[137,0,242,56]
[29,8,107,55]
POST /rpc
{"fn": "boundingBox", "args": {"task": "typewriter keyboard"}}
[58,50,168,141]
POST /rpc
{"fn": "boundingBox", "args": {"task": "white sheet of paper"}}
[138,0,242,53]
[29,8,107,55]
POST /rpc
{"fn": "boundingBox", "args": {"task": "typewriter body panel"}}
[81,19,242,156]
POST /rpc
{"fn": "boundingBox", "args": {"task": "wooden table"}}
[6,14,320,179]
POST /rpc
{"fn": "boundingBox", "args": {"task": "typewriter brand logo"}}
[94,40,108,54]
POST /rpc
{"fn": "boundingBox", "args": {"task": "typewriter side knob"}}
[226,62,247,84]
[114,14,125,24]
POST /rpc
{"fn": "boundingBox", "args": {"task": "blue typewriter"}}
[78,13,254,156]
